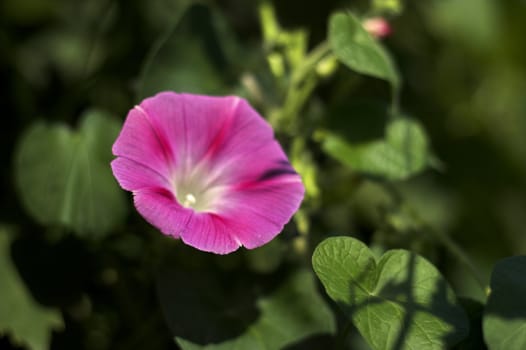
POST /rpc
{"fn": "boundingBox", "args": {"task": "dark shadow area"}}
[272,0,346,43]
[188,4,230,72]
[0,335,25,350]
[325,99,389,143]
[453,298,487,350]
[49,314,87,350]
[156,267,260,344]
[11,234,91,308]
[155,243,290,345]
[426,266,470,347]
[483,256,526,320]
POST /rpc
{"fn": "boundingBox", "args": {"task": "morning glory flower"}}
[111,92,304,254]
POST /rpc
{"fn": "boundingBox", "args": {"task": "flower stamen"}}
[183,193,197,208]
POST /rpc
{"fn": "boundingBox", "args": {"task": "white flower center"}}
[172,165,227,213]
[182,193,197,207]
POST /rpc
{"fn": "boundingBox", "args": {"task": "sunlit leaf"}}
[322,117,429,180]
[483,256,526,350]
[329,12,399,90]
[312,236,469,350]
[14,110,126,238]
[0,230,63,350]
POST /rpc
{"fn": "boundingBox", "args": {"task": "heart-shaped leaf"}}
[329,12,400,91]
[483,256,526,350]
[0,229,63,350]
[312,236,469,350]
[14,110,126,238]
[322,117,429,180]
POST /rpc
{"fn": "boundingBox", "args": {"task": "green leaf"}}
[322,117,429,180]
[14,110,126,238]
[483,256,526,350]
[312,236,469,350]
[157,262,335,350]
[0,229,63,350]
[329,12,400,90]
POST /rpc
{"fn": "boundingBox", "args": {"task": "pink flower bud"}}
[363,17,391,38]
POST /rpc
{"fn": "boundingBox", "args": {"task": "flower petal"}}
[220,176,305,249]
[207,140,296,188]
[176,98,291,191]
[197,98,276,177]
[111,157,168,191]
[134,187,240,253]
[133,188,192,239]
[112,106,174,178]
[140,92,243,174]
[180,213,240,254]
[199,97,275,164]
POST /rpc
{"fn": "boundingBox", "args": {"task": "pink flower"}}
[363,17,391,39]
[111,92,305,254]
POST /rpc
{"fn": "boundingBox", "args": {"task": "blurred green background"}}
[1,0,526,349]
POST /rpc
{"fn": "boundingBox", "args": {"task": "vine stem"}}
[290,40,331,87]
[135,2,192,101]
[83,0,116,79]
[419,217,490,295]
[335,320,353,349]
[278,41,331,127]
[403,200,489,295]
[384,183,489,295]
[389,86,401,118]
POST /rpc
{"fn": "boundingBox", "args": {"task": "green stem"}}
[405,201,489,295]
[421,220,489,295]
[83,0,116,78]
[385,183,489,295]
[335,320,353,350]
[281,74,317,127]
[135,2,192,101]
[291,40,331,87]
[278,41,331,129]
[389,86,401,118]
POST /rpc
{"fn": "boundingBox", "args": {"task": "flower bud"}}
[363,17,391,38]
